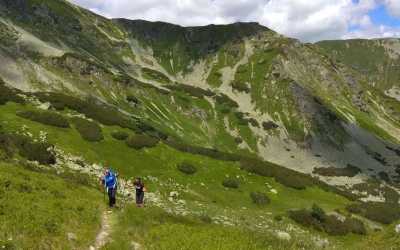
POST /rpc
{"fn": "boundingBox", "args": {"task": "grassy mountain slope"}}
[0,0,400,249]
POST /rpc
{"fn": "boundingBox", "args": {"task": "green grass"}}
[103,206,315,250]
[0,162,103,250]
[2,100,399,249]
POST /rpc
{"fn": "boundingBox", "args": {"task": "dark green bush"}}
[111,131,129,141]
[142,67,171,84]
[126,95,140,105]
[222,178,239,189]
[289,206,366,236]
[72,117,103,142]
[274,215,283,222]
[322,215,350,236]
[215,94,239,109]
[234,137,243,144]
[346,202,400,224]
[126,134,159,150]
[240,157,314,190]
[250,192,270,205]
[177,161,197,175]
[0,133,56,165]
[164,138,241,162]
[345,217,367,235]
[17,110,70,128]
[34,93,137,130]
[378,171,390,183]
[249,118,259,128]
[199,214,213,224]
[166,83,214,98]
[262,121,279,130]
[311,204,326,222]
[313,164,361,177]
[231,81,250,93]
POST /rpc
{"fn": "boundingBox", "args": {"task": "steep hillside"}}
[317,39,400,94]
[0,0,400,249]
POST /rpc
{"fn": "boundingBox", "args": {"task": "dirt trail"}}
[90,210,113,250]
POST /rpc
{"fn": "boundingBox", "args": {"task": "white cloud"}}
[384,0,400,17]
[68,0,400,42]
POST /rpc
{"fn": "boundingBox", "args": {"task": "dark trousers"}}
[136,191,144,205]
[108,188,116,207]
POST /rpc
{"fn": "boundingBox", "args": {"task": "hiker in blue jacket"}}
[101,167,118,208]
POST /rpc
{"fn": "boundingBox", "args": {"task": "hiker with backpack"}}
[101,167,118,208]
[134,178,146,207]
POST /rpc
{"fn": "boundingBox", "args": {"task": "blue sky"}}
[370,4,400,28]
[70,0,400,42]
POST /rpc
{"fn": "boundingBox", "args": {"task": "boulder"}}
[276,231,291,241]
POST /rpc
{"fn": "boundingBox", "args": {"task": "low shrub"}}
[126,95,140,105]
[248,118,259,128]
[345,217,367,235]
[289,205,366,236]
[378,171,391,183]
[34,93,137,130]
[382,186,400,204]
[142,67,171,84]
[250,192,270,205]
[177,161,197,175]
[72,117,103,142]
[111,131,129,141]
[234,137,243,144]
[231,81,250,93]
[0,133,56,165]
[17,110,70,128]
[240,157,314,190]
[346,202,400,224]
[215,94,239,109]
[313,164,361,177]
[311,204,326,222]
[262,121,279,130]
[274,215,283,222]
[126,134,159,150]
[166,84,214,98]
[222,178,239,189]
[164,138,241,162]
[199,214,213,224]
